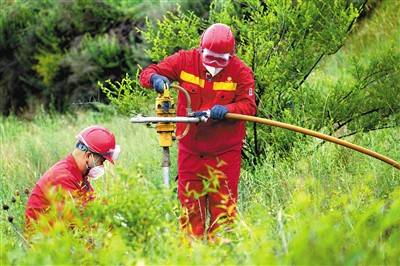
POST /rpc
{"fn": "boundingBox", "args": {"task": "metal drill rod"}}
[130,115,207,124]
[162,147,170,188]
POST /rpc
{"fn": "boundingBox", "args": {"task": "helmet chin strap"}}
[84,153,96,176]
[84,162,90,177]
[83,155,93,176]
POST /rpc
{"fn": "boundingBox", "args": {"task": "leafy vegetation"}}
[0,0,210,115]
[1,0,399,265]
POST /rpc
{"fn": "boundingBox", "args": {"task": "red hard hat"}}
[200,23,235,54]
[76,125,120,164]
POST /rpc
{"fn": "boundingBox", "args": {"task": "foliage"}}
[302,0,400,137]
[1,0,124,114]
[0,0,211,115]
[33,52,64,86]
[99,73,152,115]
[301,45,400,136]
[139,7,204,61]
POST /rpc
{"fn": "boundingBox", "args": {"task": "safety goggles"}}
[201,48,231,68]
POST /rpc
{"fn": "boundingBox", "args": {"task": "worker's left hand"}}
[210,105,228,120]
[150,74,170,94]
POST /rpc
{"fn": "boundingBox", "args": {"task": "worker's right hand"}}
[192,111,209,118]
[150,74,170,94]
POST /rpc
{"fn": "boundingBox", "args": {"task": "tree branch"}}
[338,124,400,139]
[295,0,368,91]
[346,0,368,33]
[334,107,381,133]
[316,122,399,149]
[337,68,396,107]
[295,53,324,90]
[360,68,396,89]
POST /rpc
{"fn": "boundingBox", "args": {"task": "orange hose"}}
[171,84,191,140]
[226,113,400,170]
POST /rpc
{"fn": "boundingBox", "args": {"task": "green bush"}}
[0,0,126,114]
[99,73,153,115]
[0,0,211,115]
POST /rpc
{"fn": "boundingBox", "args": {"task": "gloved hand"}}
[192,111,209,118]
[150,74,170,93]
[210,105,228,120]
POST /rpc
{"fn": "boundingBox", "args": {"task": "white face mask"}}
[203,63,223,77]
[86,154,105,180]
[88,165,105,180]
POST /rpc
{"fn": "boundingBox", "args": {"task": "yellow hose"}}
[226,113,400,170]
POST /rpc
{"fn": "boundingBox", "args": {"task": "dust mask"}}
[88,165,105,180]
[203,63,223,77]
[86,154,105,180]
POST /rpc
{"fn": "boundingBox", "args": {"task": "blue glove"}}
[192,111,209,118]
[210,105,228,120]
[150,74,170,93]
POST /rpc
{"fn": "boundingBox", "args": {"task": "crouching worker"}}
[25,125,120,232]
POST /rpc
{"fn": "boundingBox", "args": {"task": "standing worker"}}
[25,125,121,229]
[140,23,256,238]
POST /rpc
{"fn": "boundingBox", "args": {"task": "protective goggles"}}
[201,48,231,68]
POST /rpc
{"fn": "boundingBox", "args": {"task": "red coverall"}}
[140,48,256,236]
[25,154,94,226]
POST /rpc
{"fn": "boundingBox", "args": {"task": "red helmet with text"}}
[76,125,120,164]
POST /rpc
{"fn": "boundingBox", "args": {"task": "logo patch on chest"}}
[248,87,253,96]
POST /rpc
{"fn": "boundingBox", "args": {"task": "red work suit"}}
[25,154,94,227]
[140,48,256,237]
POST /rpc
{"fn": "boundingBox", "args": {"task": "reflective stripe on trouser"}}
[177,149,241,237]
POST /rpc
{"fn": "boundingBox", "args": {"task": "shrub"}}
[0,0,211,115]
